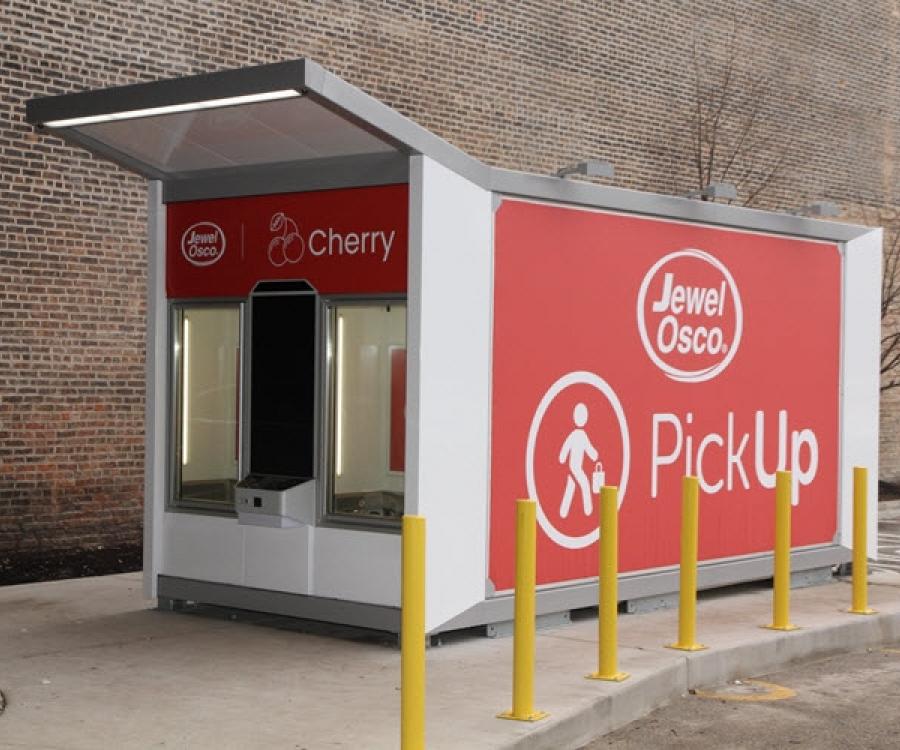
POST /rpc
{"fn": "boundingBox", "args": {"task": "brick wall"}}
[2,1,899,560]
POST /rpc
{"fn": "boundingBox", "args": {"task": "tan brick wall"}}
[2,1,899,556]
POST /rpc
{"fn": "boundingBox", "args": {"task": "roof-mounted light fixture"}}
[556,159,615,180]
[792,201,840,219]
[42,89,303,129]
[685,182,738,201]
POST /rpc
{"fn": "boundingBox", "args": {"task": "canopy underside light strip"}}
[42,89,303,128]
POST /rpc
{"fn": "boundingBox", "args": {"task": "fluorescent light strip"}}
[182,318,190,467]
[43,89,301,128]
[335,315,345,478]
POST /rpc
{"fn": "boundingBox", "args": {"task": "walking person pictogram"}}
[559,403,599,518]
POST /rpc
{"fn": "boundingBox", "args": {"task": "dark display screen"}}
[250,294,316,478]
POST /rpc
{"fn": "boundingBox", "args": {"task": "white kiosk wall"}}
[407,155,493,632]
[144,181,166,599]
[840,229,882,557]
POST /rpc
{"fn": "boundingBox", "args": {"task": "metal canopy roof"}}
[26,58,870,243]
[25,59,488,191]
[71,96,396,174]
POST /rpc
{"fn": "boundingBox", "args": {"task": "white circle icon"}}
[526,371,630,550]
[636,248,742,383]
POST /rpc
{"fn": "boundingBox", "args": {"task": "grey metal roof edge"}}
[302,60,491,187]
[25,59,307,126]
[488,168,876,244]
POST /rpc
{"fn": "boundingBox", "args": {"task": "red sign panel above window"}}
[166,184,408,298]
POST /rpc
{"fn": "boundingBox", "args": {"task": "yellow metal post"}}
[401,515,426,750]
[667,475,707,651]
[498,499,548,722]
[764,471,799,631]
[849,466,877,615]
[587,485,629,681]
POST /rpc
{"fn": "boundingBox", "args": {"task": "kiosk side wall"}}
[407,156,494,633]
[143,182,167,598]
[839,229,883,556]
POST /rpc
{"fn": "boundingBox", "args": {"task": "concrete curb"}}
[503,605,900,749]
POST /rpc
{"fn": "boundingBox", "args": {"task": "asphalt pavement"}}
[582,500,900,750]
[584,646,900,750]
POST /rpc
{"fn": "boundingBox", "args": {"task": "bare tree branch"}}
[703,14,740,190]
[691,35,706,193]
[742,137,791,208]
[678,11,793,208]
[880,230,900,391]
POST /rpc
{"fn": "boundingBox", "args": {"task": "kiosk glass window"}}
[173,305,241,510]
[329,303,406,521]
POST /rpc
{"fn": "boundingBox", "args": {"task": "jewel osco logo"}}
[637,249,742,382]
[181,222,226,267]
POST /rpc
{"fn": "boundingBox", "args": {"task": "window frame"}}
[168,299,246,515]
[319,295,407,530]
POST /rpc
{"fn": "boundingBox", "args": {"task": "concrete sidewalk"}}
[1,569,899,750]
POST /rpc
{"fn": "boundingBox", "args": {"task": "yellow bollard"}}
[667,476,707,651]
[498,499,548,722]
[587,485,629,681]
[401,515,426,750]
[763,471,799,631]
[848,466,877,615]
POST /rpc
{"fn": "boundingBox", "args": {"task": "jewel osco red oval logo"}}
[637,249,742,382]
[181,222,226,267]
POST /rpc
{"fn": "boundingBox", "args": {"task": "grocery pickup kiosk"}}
[25,60,881,635]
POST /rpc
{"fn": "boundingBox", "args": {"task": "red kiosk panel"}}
[490,199,842,591]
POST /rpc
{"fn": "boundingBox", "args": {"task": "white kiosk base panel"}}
[156,544,848,636]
